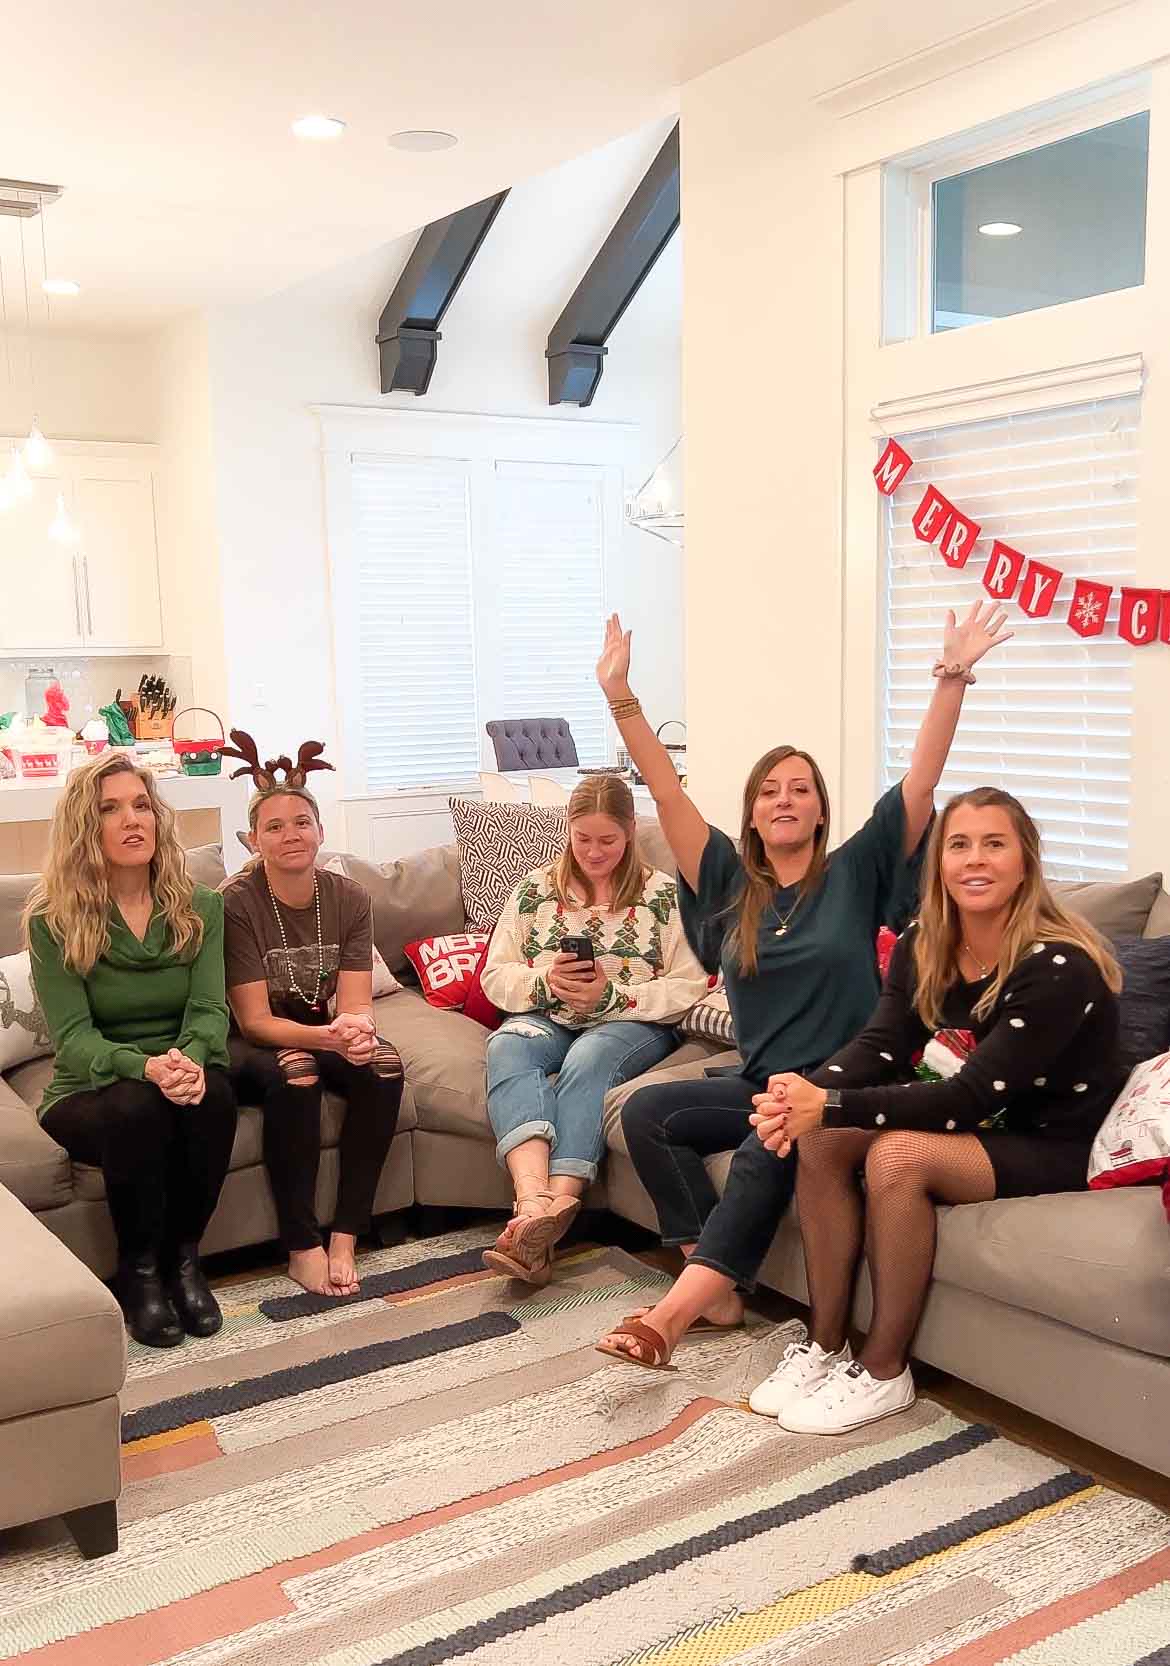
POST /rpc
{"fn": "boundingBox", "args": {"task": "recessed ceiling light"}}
[42,277,80,296]
[388,129,458,153]
[978,221,1022,237]
[292,114,346,140]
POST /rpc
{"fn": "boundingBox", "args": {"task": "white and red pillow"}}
[404,932,492,1011]
[1089,1051,1170,1223]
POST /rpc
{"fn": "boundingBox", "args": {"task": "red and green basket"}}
[171,708,226,777]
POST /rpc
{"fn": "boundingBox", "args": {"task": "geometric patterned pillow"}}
[448,796,568,931]
[0,950,53,1072]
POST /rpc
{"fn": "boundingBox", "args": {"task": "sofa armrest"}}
[0,1078,72,1211]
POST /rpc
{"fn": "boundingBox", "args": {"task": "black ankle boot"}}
[166,1244,223,1337]
[116,1253,183,1348]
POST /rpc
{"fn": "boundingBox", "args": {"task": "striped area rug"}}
[1,1226,1168,1665]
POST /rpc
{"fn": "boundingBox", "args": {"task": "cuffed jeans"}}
[486,1013,677,1183]
[621,1073,797,1291]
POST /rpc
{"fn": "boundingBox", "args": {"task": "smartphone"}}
[559,934,596,964]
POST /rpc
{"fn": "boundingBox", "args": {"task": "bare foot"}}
[288,1246,335,1296]
[327,1232,360,1296]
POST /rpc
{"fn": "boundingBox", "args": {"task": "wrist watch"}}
[823,1087,843,1113]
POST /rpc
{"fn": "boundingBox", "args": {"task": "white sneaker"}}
[778,1358,915,1435]
[748,1339,853,1419]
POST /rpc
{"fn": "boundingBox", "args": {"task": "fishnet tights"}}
[796,1128,995,1376]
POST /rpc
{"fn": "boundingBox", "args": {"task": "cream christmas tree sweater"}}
[481,865,709,1030]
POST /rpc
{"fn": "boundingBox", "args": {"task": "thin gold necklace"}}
[962,940,993,978]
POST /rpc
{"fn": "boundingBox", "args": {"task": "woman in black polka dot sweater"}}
[746,787,1124,1436]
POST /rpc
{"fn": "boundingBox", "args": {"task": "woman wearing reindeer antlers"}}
[219,733,405,1297]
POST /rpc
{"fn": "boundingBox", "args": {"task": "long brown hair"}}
[726,746,831,976]
[22,754,203,975]
[914,787,1122,1029]
[552,775,649,911]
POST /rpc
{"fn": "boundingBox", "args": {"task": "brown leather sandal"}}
[595,1318,677,1372]
[481,1243,553,1287]
[507,1194,581,1260]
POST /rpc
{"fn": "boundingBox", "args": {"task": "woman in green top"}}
[25,755,236,1349]
[593,603,1011,1370]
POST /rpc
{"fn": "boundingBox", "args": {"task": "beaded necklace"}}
[266,871,327,1010]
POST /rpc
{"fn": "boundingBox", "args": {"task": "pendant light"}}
[47,490,78,544]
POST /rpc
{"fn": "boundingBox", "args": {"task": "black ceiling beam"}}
[377,190,509,396]
[546,124,679,408]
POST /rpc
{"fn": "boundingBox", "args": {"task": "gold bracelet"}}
[608,697,642,720]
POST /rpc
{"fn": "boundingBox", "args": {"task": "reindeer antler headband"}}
[221,730,335,824]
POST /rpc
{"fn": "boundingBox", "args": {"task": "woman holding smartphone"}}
[479,774,709,1284]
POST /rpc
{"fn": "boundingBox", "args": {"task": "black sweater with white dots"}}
[811,926,1124,1139]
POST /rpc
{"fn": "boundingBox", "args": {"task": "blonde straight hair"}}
[726,746,831,977]
[914,787,1122,1030]
[22,754,203,975]
[552,775,648,911]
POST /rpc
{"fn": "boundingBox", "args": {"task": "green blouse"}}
[28,884,230,1119]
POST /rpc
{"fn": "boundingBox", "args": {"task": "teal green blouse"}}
[28,885,230,1119]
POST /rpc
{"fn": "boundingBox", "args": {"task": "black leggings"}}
[229,1038,404,1250]
[621,1072,797,1291]
[42,1069,238,1261]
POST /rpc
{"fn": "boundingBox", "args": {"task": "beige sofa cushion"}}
[933,1188,1170,1359]
[375,987,492,1141]
[0,872,36,960]
[0,1076,71,1210]
[325,847,465,974]
[1054,871,1163,940]
[0,1180,125,1422]
[1144,889,1170,939]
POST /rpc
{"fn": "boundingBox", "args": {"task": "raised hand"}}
[943,601,1013,669]
[596,613,633,700]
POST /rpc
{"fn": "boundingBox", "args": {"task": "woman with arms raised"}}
[27,755,236,1348]
[749,788,1124,1432]
[594,603,1011,1372]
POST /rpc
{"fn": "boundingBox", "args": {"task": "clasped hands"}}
[325,1011,378,1065]
[145,1048,206,1106]
[547,951,608,1015]
[749,1072,829,1157]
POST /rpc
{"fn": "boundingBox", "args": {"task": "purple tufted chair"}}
[485,718,580,772]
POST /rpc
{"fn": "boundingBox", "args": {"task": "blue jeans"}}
[486,1014,678,1183]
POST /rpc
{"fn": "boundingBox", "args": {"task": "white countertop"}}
[0,766,244,824]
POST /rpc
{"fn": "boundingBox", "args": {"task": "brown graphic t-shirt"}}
[221,863,373,1026]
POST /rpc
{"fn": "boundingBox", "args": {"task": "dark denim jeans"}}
[621,1072,796,1291]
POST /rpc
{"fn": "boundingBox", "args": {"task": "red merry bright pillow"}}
[403,932,491,1010]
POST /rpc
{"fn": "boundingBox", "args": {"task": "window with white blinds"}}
[346,453,610,792]
[351,456,479,792]
[492,463,608,770]
[881,395,1139,879]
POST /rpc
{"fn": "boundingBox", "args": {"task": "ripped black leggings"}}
[228,1037,403,1250]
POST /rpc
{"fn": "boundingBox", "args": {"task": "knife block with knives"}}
[121,676,177,741]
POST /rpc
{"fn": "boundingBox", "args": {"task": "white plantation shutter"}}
[491,462,608,766]
[881,395,1139,879]
[351,456,480,790]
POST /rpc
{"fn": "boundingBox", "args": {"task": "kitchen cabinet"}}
[0,443,164,656]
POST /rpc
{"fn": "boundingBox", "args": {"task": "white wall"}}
[200,118,685,817]
[0,331,159,443]
[680,0,1170,874]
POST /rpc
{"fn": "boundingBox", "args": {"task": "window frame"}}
[316,405,634,799]
[882,76,1152,346]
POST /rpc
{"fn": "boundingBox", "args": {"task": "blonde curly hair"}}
[22,754,203,975]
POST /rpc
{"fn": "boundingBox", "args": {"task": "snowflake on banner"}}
[1074,593,1104,630]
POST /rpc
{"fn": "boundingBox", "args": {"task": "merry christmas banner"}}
[874,439,1168,647]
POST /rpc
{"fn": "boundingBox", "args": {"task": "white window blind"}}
[881,395,1139,879]
[351,456,480,791]
[492,462,608,769]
